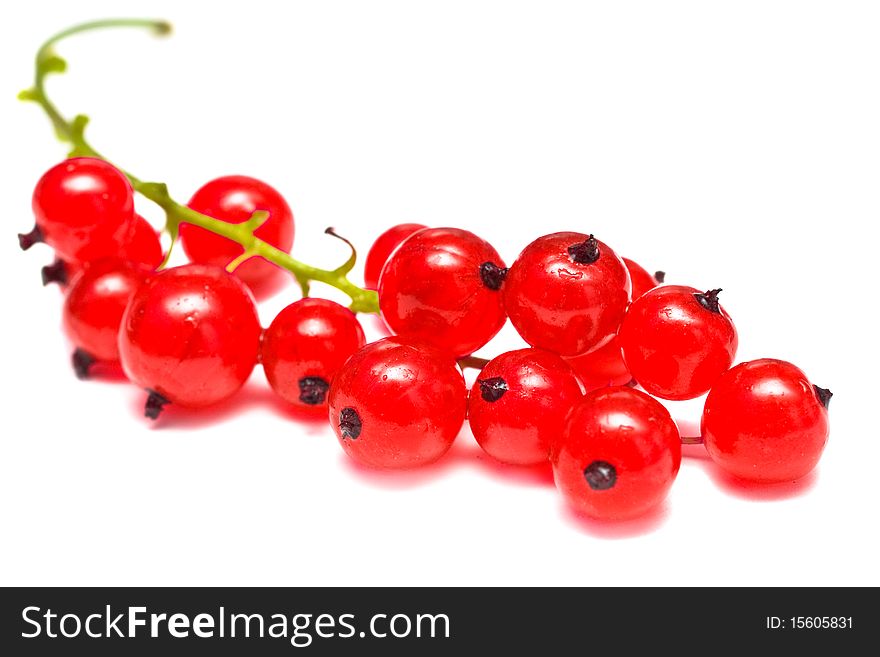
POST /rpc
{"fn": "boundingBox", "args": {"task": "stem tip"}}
[479,262,508,291]
[694,288,723,314]
[18,225,44,251]
[144,390,170,420]
[583,460,617,490]
[71,348,95,380]
[814,385,833,409]
[339,407,362,439]
[567,235,601,265]
[478,377,508,402]
[41,259,68,286]
[298,377,330,405]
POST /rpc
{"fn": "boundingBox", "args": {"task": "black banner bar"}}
[0,587,869,655]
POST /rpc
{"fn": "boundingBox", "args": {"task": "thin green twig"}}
[20,19,379,313]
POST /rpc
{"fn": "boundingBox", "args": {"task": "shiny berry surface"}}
[619,285,737,400]
[565,257,662,388]
[552,386,681,520]
[181,175,294,296]
[41,216,160,289]
[503,232,631,357]
[63,259,149,363]
[702,359,831,482]
[468,349,583,465]
[622,257,663,299]
[378,227,507,357]
[118,214,163,270]
[328,336,467,468]
[262,298,366,410]
[32,157,136,261]
[118,264,261,409]
[565,339,632,390]
[363,223,426,290]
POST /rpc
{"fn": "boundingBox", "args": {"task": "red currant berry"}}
[39,216,160,287]
[565,340,632,389]
[118,214,163,270]
[62,259,149,378]
[180,175,294,296]
[262,298,366,411]
[551,386,681,520]
[702,359,831,482]
[378,227,507,357]
[622,257,664,299]
[328,336,467,468]
[118,264,262,417]
[363,223,426,290]
[618,286,737,400]
[565,258,663,389]
[468,349,583,465]
[29,157,136,261]
[503,232,631,357]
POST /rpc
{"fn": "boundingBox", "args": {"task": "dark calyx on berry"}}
[478,377,508,402]
[654,271,666,283]
[18,225,45,251]
[144,390,171,420]
[479,261,508,291]
[298,376,330,405]
[71,349,96,380]
[339,407,362,439]
[814,385,833,409]
[41,259,68,286]
[694,288,723,314]
[583,460,617,490]
[567,235,601,265]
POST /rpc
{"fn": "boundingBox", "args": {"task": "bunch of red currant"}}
[331,226,831,519]
[20,155,831,523]
[19,19,831,525]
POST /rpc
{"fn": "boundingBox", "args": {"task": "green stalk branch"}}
[20,18,379,313]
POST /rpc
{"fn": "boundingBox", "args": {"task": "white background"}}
[1,1,878,586]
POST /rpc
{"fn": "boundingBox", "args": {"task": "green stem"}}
[20,19,378,314]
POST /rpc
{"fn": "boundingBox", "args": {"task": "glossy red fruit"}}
[552,386,681,520]
[39,215,160,288]
[262,298,366,411]
[378,227,507,357]
[328,336,467,468]
[363,223,426,290]
[29,157,136,261]
[62,260,149,378]
[566,258,663,389]
[118,214,163,269]
[180,175,294,296]
[619,286,737,400]
[468,349,583,465]
[565,340,632,390]
[503,232,631,358]
[118,264,262,417]
[702,359,831,482]
[622,258,664,299]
